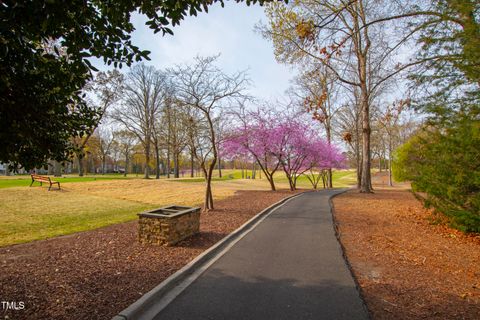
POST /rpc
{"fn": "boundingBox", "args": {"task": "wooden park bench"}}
[30,174,61,191]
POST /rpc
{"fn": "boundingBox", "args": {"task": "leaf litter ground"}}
[333,173,480,319]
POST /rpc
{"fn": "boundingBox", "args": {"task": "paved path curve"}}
[154,189,369,320]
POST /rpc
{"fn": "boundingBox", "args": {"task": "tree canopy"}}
[0,0,273,170]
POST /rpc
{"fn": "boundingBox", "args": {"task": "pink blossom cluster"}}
[221,112,345,190]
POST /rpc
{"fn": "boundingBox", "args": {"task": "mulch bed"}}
[0,189,297,320]
[332,174,480,319]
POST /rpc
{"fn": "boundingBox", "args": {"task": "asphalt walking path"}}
[154,189,369,320]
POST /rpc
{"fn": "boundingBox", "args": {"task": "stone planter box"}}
[138,205,201,246]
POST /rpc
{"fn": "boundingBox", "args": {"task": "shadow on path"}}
[154,190,369,320]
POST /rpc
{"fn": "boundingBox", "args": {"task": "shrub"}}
[393,115,480,232]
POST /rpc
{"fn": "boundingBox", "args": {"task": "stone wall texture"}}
[138,209,200,246]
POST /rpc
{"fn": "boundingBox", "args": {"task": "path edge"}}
[329,189,372,320]
[112,191,306,320]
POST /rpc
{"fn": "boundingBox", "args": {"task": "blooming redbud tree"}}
[222,112,282,191]
[222,111,345,191]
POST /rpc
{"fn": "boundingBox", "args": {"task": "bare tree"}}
[116,130,137,176]
[183,107,204,178]
[259,0,421,192]
[377,99,411,186]
[214,111,230,179]
[290,64,342,187]
[370,122,388,173]
[171,56,249,210]
[110,139,121,173]
[72,70,123,176]
[84,134,102,174]
[96,127,116,174]
[112,64,166,179]
[159,95,188,179]
[333,88,362,188]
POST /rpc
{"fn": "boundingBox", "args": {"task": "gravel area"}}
[0,190,297,320]
[332,174,480,319]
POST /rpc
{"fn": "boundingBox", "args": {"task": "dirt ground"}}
[0,189,298,320]
[333,173,480,319]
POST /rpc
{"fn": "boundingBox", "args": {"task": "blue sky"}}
[93,2,295,101]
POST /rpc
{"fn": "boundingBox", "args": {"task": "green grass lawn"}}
[0,188,151,246]
[272,170,357,188]
[173,169,357,188]
[0,169,357,247]
[0,174,132,188]
[0,177,247,247]
[174,170,242,183]
[0,169,357,188]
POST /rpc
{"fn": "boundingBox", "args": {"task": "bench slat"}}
[30,174,61,190]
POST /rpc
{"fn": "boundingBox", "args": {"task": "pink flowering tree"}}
[270,121,314,191]
[223,110,345,191]
[303,141,345,189]
[270,121,346,191]
[222,113,282,191]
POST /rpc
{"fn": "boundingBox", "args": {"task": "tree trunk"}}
[124,155,129,177]
[190,150,195,178]
[288,176,295,191]
[388,137,393,187]
[203,114,218,211]
[217,157,222,178]
[102,157,106,174]
[204,180,210,210]
[166,146,170,179]
[47,162,52,175]
[89,156,95,175]
[388,157,393,187]
[208,184,214,209]
[53,161,62,177]
[355,141,361,189]
[327,168,333,188]
[267,173,276,191]
[357,15,373,193]
[325,125,333,188]
[202,160,216,211]
[47,160,54,175]
[204,180,214,211]
[144,141,150,179]
[78,156,85,177]
[174,152,179,178]
[203,167,210,209]
[360,87,372,193]
[154,142,160,179]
